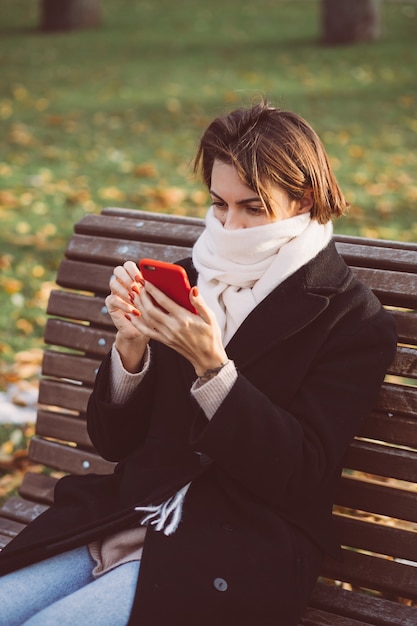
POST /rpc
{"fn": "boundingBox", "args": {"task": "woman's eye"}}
[212,202,226,210]
[247,207,265,216]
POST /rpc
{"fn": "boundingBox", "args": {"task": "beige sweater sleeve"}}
[109,343,151,404]
[190,360,237,420]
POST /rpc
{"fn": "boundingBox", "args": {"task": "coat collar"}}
[182,240,352,370]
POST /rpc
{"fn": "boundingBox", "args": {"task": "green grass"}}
[0,0,416,361]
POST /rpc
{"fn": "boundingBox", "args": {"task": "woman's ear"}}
[298,188,314,214]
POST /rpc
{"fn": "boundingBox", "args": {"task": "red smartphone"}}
[139,258,197,314]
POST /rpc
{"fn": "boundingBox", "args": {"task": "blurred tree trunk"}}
[321,0,381,45]
[40,0,101,32]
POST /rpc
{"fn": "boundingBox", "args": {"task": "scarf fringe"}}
[134,482,191,536]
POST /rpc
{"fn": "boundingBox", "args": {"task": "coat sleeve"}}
[190,307,397,513]
[86,348,157,461]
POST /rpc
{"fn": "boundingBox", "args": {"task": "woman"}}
[0,102,397,625]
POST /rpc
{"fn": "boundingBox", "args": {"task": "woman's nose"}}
[223,209,244,230]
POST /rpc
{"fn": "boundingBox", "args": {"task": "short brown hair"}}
[194,101,348,223]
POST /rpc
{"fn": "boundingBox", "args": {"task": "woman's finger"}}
[123,261,141,283]
[189,286,215,325]
[110,264,143,306]
[111,262,141,288]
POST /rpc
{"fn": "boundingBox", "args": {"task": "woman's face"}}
[209,160,310,229]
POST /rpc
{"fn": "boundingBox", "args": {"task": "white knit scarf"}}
[193,207,333,345]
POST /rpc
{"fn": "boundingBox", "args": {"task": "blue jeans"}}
[0,546,140,626]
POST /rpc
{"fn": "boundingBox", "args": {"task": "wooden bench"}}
[1,207,417,625]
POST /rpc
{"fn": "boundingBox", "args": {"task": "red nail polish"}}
[192,286,199,297]
[124,314,132,321]
[131,285,140,294]
[132,309,141,317]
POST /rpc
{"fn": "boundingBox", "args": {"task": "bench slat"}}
[0,533,13,550]
[335,515,417,562]
[74,213,204,246]
[33,402,417,456]
[334,232,417,252]
[390,310,417,346]
[336,241,417,272]
[39,404,417,481]
[18,472,57,505]
[37,379,417,450]
[352,267,417,308]
[345,440,417,482]
[301,606,370,625]
[388,346,417,380]
[47,291,113,327]
[66,234,192,267]
[360,411,417,450]
[44,306,417,386]
[56,259,111,293]
[0,497,49,525]
[45,303,417,383]
[322,548,417,600]
[36,410,92,448]
[42,350,102,386]
[77,210,417,272]
[336,476,417,523]
[102,208,417,253]
[38,379,91,413]
[12,487,415,564]
[310,581,417,626]
[28,419,417,527]
[39,372,417,452]
[56,258,417,308]
[102,207,206,226]
[32,402,416,483]
[28,437,114,475]
[375,383,417,421]
[65,234,417,285]
[44,318,114,356]
[0,517,26,541]
[44,330,417,405]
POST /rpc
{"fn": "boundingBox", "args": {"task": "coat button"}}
[213,577,228,592]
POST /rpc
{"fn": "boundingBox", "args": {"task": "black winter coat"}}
[0,242,397,625]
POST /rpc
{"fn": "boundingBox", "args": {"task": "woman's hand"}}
[132,278,228,377]
[105,261,149,373]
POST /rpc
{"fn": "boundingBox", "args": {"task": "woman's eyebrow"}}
[209,189,262,205]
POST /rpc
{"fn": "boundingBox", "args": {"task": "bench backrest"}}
[1,207,417,614]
